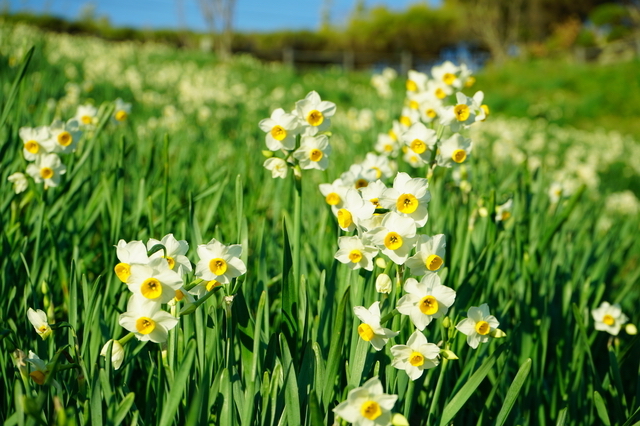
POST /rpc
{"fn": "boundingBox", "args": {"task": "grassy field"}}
[1,22,639,426]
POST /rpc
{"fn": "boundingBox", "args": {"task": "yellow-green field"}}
[1,23,639,426]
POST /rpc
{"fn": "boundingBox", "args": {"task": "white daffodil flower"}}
[26,351,59,388]
[114,239,150,283]
[374,132,401,157]
[294,91,336,135]
[340,164,378,190]
[100,339,125,370]
[592,301,628,336]
[367,212,417,265]
[436,133,472,168]
[335,188,376,232]
[440,92,481,132]
[45,119,82,154]
[431,60,462,89]
[426,79,452,101]
[27,308,52,340]
[405,234,446,275]
[375,273,392,294]
[354,301,399,351]
[333,377,398,426]
[8,172,29,194]
[396,274,456,331]
[113,98,132,123]
[456,303,500,349]
[319,178,349,214]
[19,126,51,161]
[334,235,379,271]
[406,70,428,93]
[263,157,289,179]
[398,106,420,130]
[127,257,184,304]
[75,104,98,128]
[400,122,437,163]
[381,172,431,227]
[360,179,388,212]
[293,134,331,170]
[333,377,397,426]
[195,238,246,284]
[147,234,192,276]
[391,330,440,380]
[360,152,396,181]
[495,199,513,222]
[119,296,178,343]
[25,153,66,188]
[259,108,300,151]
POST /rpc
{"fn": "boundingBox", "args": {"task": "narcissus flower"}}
[335,235,379,271]
[400,122,437,163]
[19,126,51,161]
[295,91,336,135]
[341,164,378,190]
[147,234,192,276]
[26,351,55,386]
[333,377,398,426]
[360,152,396,181]
[406,70,428,93]
[396,274,456,330]
[381,172,431,227]
[319,178,349,214]
[263,157,289,179]
[375,133,400,157]
[259,108,300,151]
[440,92,479,132]
[495,199,513,222]
[335,188,376,232]
[26,153,66,187]
[367,212,417,265]
[354,301,399,351]
[27,308,52,340]
[46,119,82,154]
[75,104,98,128]
[113,98,132,123]
[293,135,331,170]
[391,330,440,380]
[375,273,392,294]
[8,172,28,194]
[126,257,184,304]
[456,304,500,349]
[431,60,462,88]
[436,134,472,168]
[119,296,179,343]
[592,301,628,336]
[195,238,246,284]
[100,339,125,370]
[405,234,446,275]
[114,239,150,283]
[360,179,388,211]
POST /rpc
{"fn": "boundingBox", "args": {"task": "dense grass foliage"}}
[1,24,639,426]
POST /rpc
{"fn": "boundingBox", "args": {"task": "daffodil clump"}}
[6,98,132,194]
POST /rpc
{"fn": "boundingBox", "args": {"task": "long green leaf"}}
[594,391,611,426]
[495,358,532,426]
[158,340,197,426]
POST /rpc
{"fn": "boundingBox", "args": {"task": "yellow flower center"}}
[435,88,446,99]
[309,148,323,162]
[409,100,419,110]
[206,280,221,291]
[306,109,324,126]
[337,208,353,229]
[603,314,615,326]
[348,250,363,263]
[384,144,393,152]
[358,323,375,341]
[209,258,228,275]
[396,193,418,214]
[406,80,417,92]
[355,178,369,189]
[501,211,512,220]
[371,166,382,179]
[384,232,403,250]
[452,149,467,163]
[465,76,476,87]
[370,198,380,208]
[115,110,128,121]
[81,115,92,124]
[425,254,443,271]
[388,130,398,141]
[419,295,439,315]
[164,256,176,269]
[325,192,341,206]
[410,139,427,154]
[30,370,46,385]
[426,108,437,118]
[136,317,156,334]
[481,104,490,116]
[409,351,425,367]
[360,400,382,420]
[270,125,287,141]
[40,167,54,180]
[140,277,163,299]
[454,104,470,121]
[114,263,131,283]
[475,320,490,335]
[443,72,456,85]
[57,131,72,147]
[400,115,412,127]
[175,289,184,301]
[25,140,40,154]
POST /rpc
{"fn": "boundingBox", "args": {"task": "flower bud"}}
[100,339,125,370]
[375,273,392,294]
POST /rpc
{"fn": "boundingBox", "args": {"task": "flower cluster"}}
[259,90,336,178]
[7,98,131,194]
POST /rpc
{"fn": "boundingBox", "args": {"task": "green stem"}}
[293,171,302,289]
[427,358,449,426]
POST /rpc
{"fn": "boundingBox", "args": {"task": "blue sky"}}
[6,0,440,32]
